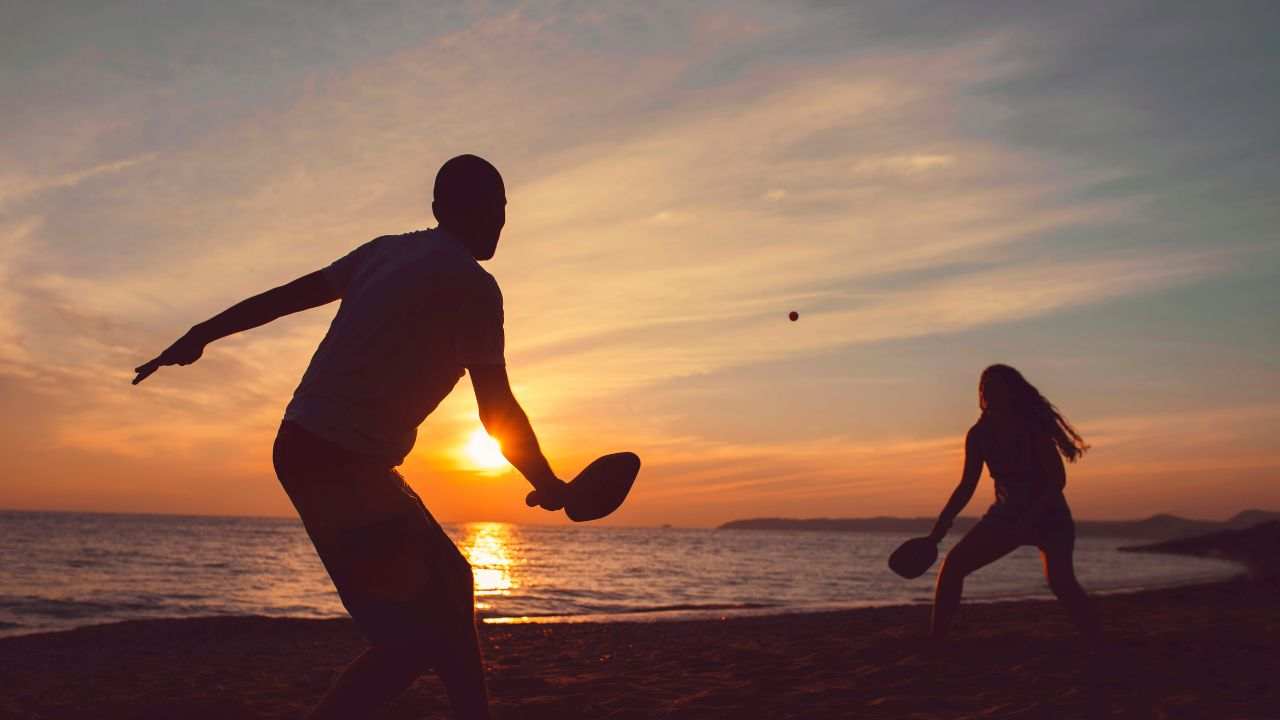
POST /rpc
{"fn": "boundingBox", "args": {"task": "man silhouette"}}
[133,155,567,719]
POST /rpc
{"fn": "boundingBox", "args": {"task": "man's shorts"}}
[272,420,475,648]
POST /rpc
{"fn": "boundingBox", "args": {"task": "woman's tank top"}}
[974,412,1067,519]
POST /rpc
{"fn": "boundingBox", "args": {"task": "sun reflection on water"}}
[460,522,519,611]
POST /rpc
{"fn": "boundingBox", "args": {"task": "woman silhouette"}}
[927,364,1100,639]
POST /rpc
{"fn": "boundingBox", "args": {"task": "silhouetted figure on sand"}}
[926,364,1101,640]
[133,155,569,719]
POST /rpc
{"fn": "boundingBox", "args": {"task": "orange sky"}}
[2,2,1278,525]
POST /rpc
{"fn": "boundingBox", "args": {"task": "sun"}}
[464,428,508,472]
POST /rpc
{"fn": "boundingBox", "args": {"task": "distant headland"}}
[718,509,1280,541]
[1120,520,1280,577]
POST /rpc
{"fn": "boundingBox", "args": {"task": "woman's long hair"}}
[979,364,1089,462]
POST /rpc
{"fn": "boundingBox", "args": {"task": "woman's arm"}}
[928,426,985,542]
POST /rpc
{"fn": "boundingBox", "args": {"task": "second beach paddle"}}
[888,536,939,579]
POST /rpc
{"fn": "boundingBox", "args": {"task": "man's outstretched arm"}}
[469,364,568,511]
[132,271,339,384]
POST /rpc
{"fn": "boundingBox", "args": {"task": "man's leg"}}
[931,519,1021,639]
[307,643,430,720]
[433,617,490,720]
[308,624,489,720]
[316,525,490,719]
[407,487,490,720]
[274,423,491,718]
[304,557,489,719]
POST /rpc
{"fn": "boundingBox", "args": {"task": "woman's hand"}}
[927,517,952,544]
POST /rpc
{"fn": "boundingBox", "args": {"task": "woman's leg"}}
[1040,533,1102,638]
[931,519,1021,639]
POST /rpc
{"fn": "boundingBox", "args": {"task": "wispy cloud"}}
[0,155,155,210]
[0,1,1276,521]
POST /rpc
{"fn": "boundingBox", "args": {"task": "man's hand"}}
[132,329,208,384]
[525,478,569,512]
[131,270,340,386]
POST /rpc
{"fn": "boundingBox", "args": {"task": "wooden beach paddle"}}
[888,536,939,579]
[527,452,641,522]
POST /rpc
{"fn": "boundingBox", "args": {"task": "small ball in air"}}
[788,311,799,322]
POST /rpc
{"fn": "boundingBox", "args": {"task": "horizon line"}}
[2,506,1272,527]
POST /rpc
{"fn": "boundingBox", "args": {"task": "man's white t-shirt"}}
[283,228,505,465]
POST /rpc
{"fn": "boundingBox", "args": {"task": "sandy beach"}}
[2,575,1276,719]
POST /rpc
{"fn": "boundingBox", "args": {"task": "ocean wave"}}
[615,602,778,614]
[0,596,120,620]
[479,601,778,621]
[0,595,179,620]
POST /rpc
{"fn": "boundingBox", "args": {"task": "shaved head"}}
[432,154,506,260]
[434,154,504,206]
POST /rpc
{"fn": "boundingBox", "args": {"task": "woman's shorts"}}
[980,497,1077,550]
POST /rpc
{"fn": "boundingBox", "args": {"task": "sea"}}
[0,510,1241,638]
